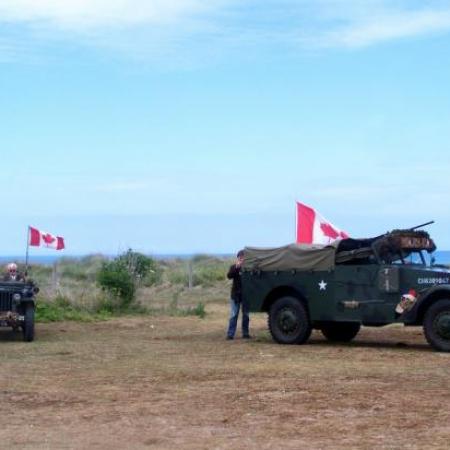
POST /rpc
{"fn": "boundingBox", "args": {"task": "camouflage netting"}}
[243,243,338,272]
[373,229,436,258]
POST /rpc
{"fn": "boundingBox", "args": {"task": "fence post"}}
[51,261,58,294]
[187,259,193,289]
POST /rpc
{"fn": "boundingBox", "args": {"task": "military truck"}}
[0,281,38,342]
[241,228,450,352]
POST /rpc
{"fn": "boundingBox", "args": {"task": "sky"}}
[1,0,450,256]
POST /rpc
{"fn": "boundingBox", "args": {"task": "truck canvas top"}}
[243,242,338,271]
[243,229,437,271]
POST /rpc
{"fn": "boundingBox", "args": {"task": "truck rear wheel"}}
[22,304,35,342]
[268,296,311,345]
[321,322,360,342]
[423,299,450,352]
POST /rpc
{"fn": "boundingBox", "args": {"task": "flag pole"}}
[294,200,297,243]
[25,226,30,276]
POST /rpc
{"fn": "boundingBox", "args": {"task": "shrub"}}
[117,249,160,283]
[97,260,135,308]
[96,249,161,310]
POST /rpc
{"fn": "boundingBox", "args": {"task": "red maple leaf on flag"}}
[320,222,340,239]
[296,202,349,244]
[42,233,56,245]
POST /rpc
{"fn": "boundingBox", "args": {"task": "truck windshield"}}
[391,250,427,266]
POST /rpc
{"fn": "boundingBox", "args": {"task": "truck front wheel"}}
[321,322,360,342]
[423,299,450,352]
[268,296,311,345]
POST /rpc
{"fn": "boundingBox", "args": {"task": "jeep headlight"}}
[13,293,21,301]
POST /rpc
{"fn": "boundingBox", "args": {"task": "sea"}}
[0,253,234,266]
[1,251,450,266]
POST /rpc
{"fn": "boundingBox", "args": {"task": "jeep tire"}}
[268,296,312,345]
[22,304,35,342]
[321,322,360,342]
[423,299,450,352]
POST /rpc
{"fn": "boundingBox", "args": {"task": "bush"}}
[116,249,161,283]
[97,261,135,308]
[96,249,161,310]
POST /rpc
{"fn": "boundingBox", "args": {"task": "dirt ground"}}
[1,304,450,450]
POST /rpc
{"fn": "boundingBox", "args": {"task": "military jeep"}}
[241,229,450,352]
[0,281,38,342]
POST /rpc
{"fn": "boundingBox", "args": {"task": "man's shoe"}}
[226,336,234,340]
[243,335,252,339]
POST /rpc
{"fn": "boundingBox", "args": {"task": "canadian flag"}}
[29,226,65,250]
[296,202,349,245]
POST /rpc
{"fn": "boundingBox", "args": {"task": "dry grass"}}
[0,303,450,449]
[136,282,229,310]
[31,256,231,316]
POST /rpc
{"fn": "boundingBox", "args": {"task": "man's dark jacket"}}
[227,264,242,302]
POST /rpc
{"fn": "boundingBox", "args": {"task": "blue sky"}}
[1,0,450,255]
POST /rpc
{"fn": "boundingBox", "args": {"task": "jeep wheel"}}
[22,304,35,342]
[321,322,360,342]
[423,299,450,352]
[268,296,311,345]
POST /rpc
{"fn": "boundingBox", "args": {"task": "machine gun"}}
[409,220,434,231]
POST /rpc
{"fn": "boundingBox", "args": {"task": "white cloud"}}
[1,0,450,60]
[0,0,220,29]
[314,6,450,48]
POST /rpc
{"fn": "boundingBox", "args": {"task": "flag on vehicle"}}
[28,226,65,250]
[296,202,349,245]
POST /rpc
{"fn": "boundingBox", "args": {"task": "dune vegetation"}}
[22,251,233,322]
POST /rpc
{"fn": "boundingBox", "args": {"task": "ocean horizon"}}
[1,251,450,266]
[0,253,235,265]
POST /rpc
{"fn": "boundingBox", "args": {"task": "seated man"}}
[3,263,25,282]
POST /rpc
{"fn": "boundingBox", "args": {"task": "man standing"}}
[226,250,250,340]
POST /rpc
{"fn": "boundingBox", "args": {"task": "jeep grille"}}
[0,292,13,311]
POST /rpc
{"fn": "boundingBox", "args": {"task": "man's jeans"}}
[227,298,249,338]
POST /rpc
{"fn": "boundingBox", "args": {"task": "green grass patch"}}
[35,296,205,322]
[36,297,112,323]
